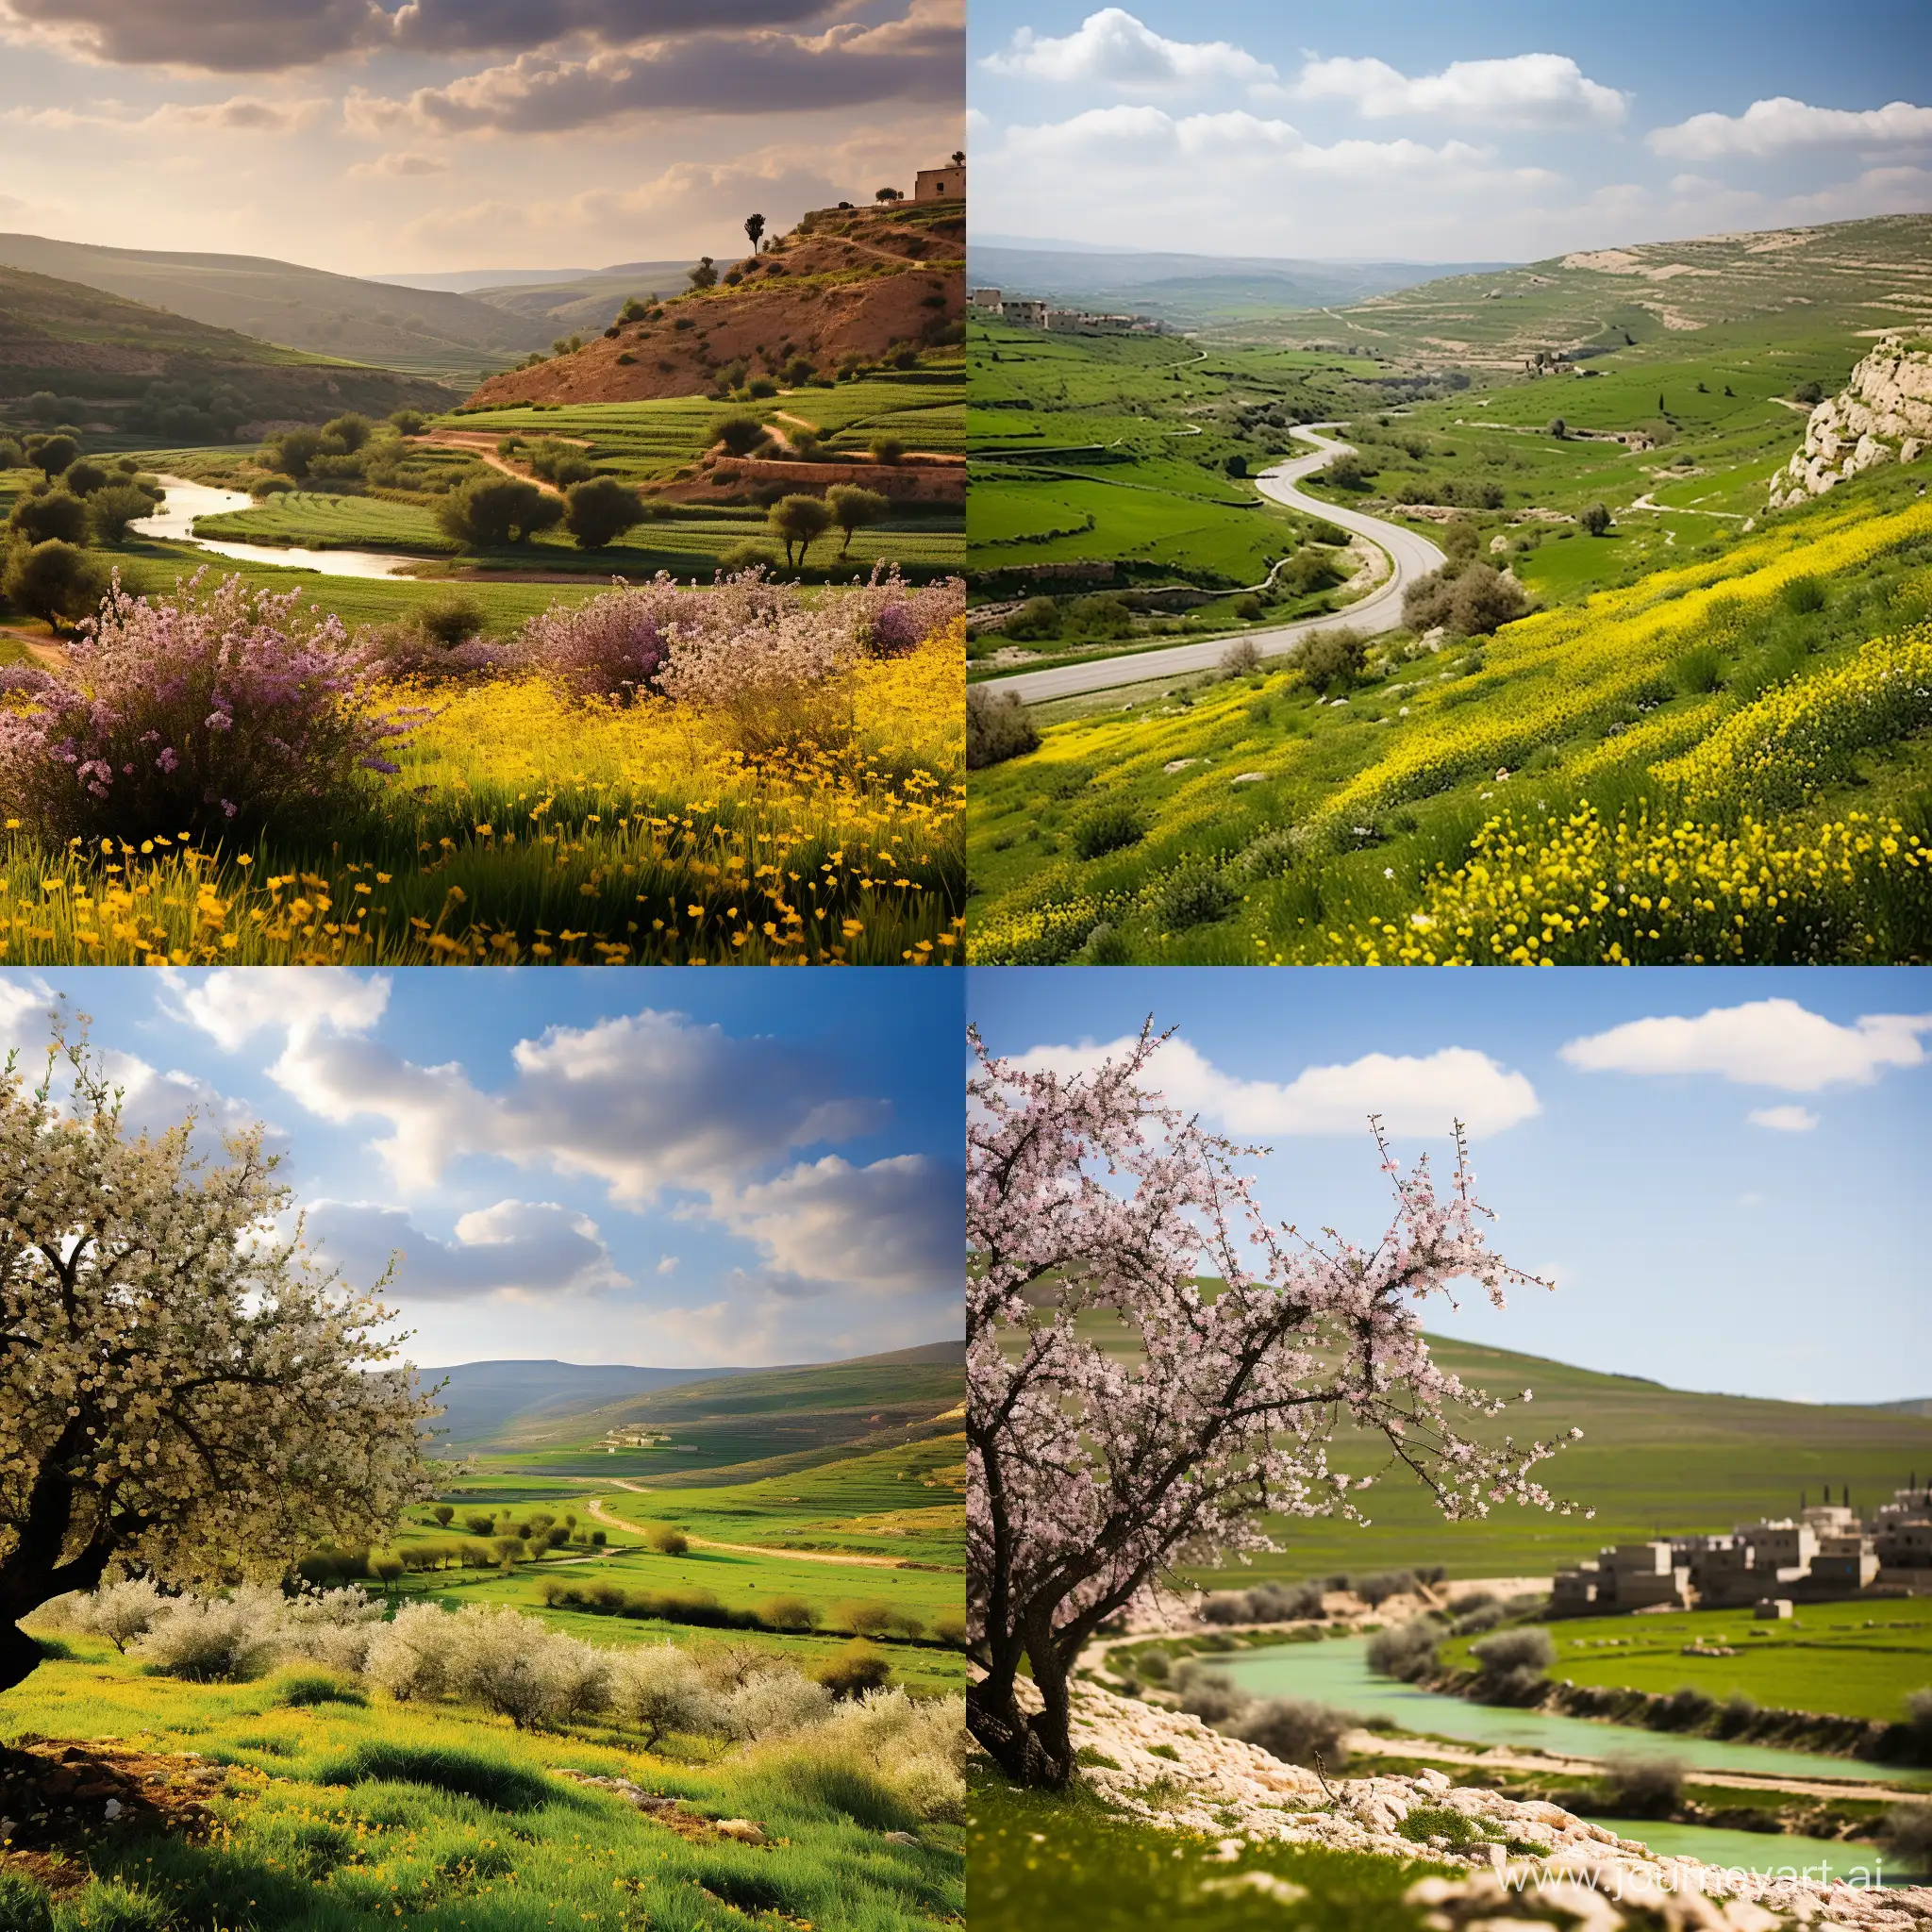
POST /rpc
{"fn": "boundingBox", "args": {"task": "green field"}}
[1437,1601,1932,1726]
[1152,1333,1932,1589]
[0,1631,962,1931]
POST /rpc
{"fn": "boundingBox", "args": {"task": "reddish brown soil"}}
[667,452,962,508]
[461,204,962,409]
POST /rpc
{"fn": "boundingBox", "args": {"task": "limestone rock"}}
[1768,334,1932,507]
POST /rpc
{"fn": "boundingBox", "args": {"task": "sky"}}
[967,1,1932,259]
[0,967,962,1373]
[968,967,1932,1407]
[0,0,962,275]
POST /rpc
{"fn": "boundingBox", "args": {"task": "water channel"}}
[1215,1635,1919,1884]
[131,475,436,580]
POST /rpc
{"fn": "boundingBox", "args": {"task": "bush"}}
[967,685,1039,768]
[8,490,92,546]
[2,537,109,631]
[437,475,565,548]
[564,475,645,549]
[1247,1580,1325,1622]
[710,414,768,457]
[445,1604,611,1729]
[1880,1800,1932,1874]
[1365,1616,1439,1682]
[0,572,414,842]
[390,409,426,435]
[760,1595,820,1632]
[870,434,906,465]
[1652,1686,1715,1731]
[1450,1601,1506,1637]
[727,1669,834,1739]
[1221,637,1261,675]
[1227,1698,1352,1771]
[748,1688,966,1824]
[414,591,487,648]
[79,1576,165,1652]
[1072,800,1146,859]
[1351,1571,1419,1608]
[1714,1691,1758,1737]
[58,458,109,498]
[1174,1662,1250,1725]
[91,483,160,543]
[1782,575,1827,615]
[1579,501,1613,537]
[648,1524,691,1557]
[818,1641,893,1698]
[1447,562,1528,637]
[134,1587,282,1681]
[1299,625,1368,693]
[1470,1626,1555,1674]
[1600,1754,1685,1818]
[1150,861,1237,929]
[25,433,79,479]
[1671,643,1726,694]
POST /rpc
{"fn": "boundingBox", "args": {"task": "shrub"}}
[8,489,92,546]
[1714,1691,1758,1737]
[0,572,414,842]
[0,437,23,471]
[610,1642,726,1746]
[648,1524,691,1557]
[1450,1601,1506,1637]
[967,685,1039,768]
[1580,502,1613,537]
[1881,1800,1932,1874]
[719,541,781,574]
[25,433,78,480]
[1136,1649,1171,1682]
[390,409,426,435]
[835,1602,896,1639]
[1072,800,1145,859]
[1300,625,1368,692]
[364,1602,458,1704]
[446,1604,610,1729]
[1351,1570,1420,1608]
[748,1688,965,1824]
[436,475,565,547]
[1447,562,1528,636]
[818,1641,893,1698]
[1221,637,1261,675]
[58,459,109,498]
[1150,861,1237,929]
[1671,643,1725,694]
[564,475,645,549]
[870,434,905,465]
[1600,1754,1685,1818]
[1174,1662,1250,1724]
[1470,1626,1554,1674]
[1247,1580,1325,1622]
[711,414,768,457]
[1227,1699,1353,1770]
[1653,1686,1715,1731]
[134,1587,282,1681]
[761,1595,819,1632]
[262,427,322,478]
[414,591,487,649]
[1782,575,1827,615]
[1003,597,1060,642]
[3,537,110,633]
[1365,1616,1439,1682]
[91,483,160,543]
[727,1669,835,1739]
[322,413,373,453]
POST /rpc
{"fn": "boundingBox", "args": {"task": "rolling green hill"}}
[468,259,705,333]
[1262,213,1932,369]
[0,231,549,379]
[1185,1331,1932,1588]
[0,262,458,424]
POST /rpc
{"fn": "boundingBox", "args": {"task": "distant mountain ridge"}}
[0,231,551,380]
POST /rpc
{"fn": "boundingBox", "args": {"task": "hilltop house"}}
[914,162,964,202]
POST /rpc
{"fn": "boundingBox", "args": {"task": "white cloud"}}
[1007,1034,1540,1140]
[655,1254,679,1274]
[1560,999,1932,1092]
[305,1197,629,1300]
[1747,1105,1820,1133]
[721,1153,960,1298]
[165,966,391,1051]
[1650,95,1932,161]
[981,8,1277,93]
[348,149,449,178]
[1295,52,1626,129]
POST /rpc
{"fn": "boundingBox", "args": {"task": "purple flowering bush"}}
[0,571,419,842]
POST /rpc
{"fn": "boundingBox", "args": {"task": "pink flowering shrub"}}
[0,571,418,842]
[966,1022,1581,1787]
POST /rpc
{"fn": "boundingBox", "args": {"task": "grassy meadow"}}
[1435,1600,1932,1726]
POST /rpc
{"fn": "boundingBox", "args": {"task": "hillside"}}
[1186,1329,1932,1586]
[468,259,708,332]
[0,231,549,379]
[464,198,964,408]
[1262,213,1932,368]
[424,1359,748,1451]
[968,242,1514,328]
[0,263,458,425]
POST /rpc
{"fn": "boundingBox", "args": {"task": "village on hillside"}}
[1553,1481,1932,1618]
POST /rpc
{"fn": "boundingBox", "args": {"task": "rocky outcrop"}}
[1769,334,1932,507]
[1059,1682,1932,1927]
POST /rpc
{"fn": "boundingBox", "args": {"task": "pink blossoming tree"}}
[966,1024,1580,1787]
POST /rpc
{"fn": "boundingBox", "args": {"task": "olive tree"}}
[0,1032,439,1695]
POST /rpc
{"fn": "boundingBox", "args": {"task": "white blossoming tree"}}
[0,1032,439,1695]
[966,1024,1581,1788]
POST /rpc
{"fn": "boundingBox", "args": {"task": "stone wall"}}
[1768,332,1932,508]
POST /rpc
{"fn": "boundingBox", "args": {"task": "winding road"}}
[989,426,1446,705]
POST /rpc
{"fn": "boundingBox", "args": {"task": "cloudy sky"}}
[0,968,960,1372]
[969,0,1931,259]
[970,967,1932,1407]
[0,0,961,274]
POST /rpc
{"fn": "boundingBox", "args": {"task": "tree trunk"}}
[966,1655,1076,1789]
[0,1620,42,1697]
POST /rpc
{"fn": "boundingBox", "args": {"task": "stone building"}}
[914,163,965,202]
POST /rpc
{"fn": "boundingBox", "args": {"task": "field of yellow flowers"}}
[967,481,1932,965]
[0,620,963,966]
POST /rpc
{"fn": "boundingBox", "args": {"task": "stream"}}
[1216,1635,1915,1883]
[131,475,437,580]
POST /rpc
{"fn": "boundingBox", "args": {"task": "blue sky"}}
[0,968,962,1372]
[968,2,1932,258]
[0,0,960,273]
[968,967,1932,1407]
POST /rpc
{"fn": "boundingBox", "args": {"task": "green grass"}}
[0,1633,962,1931]
[1151,1331,1932,1588]
[968,1767,1444,1932]
[1436,1600,1932,1727]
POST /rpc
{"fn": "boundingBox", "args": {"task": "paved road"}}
[988,426,1446,705]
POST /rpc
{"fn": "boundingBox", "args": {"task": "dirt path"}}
[582,1492,910,1568]
[0,626,67,671]
[413,430,570,496]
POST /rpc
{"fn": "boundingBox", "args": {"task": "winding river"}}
[131,475,436,580]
